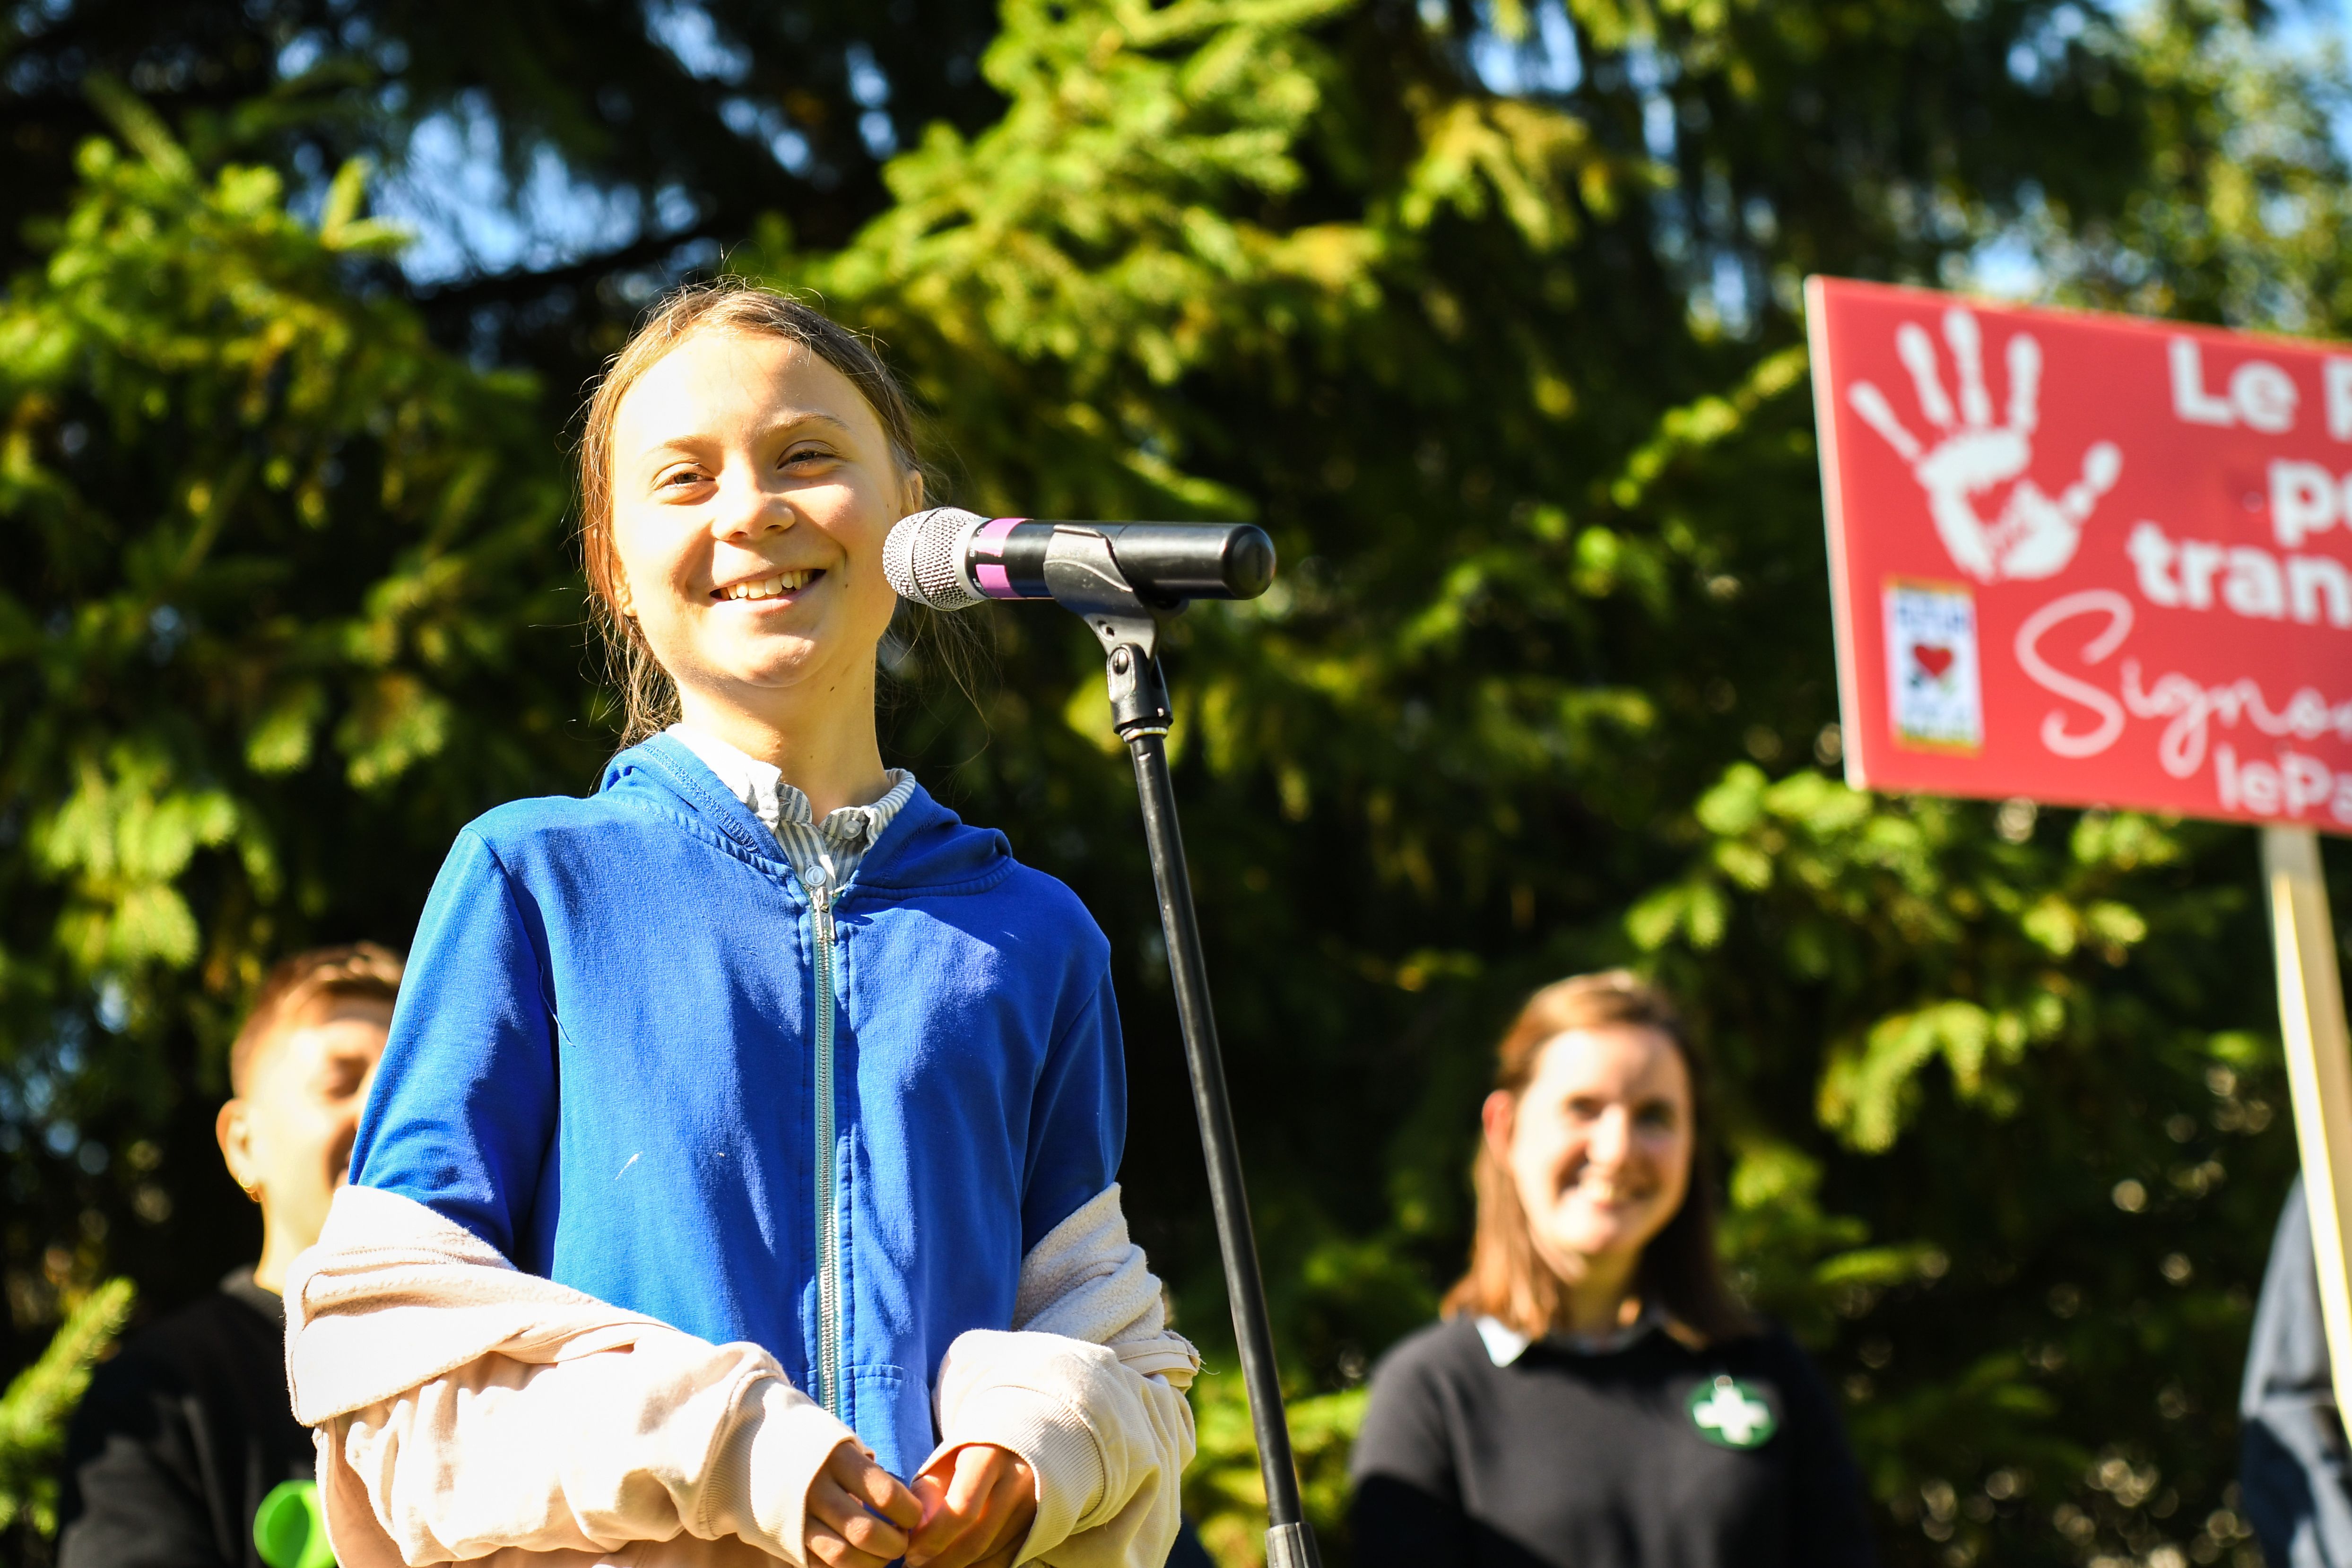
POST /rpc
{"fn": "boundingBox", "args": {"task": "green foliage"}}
[3,3,2348,1567]
[0,88,600,1341]
[0,0,1020,381]
[1185,1370,1365,1568]
[0,1280,133,1537]
[4,93,566,964]
[1636,764,2213,1154]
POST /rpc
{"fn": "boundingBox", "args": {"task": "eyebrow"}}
[641,411,856,459]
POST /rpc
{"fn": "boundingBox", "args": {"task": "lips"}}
[1571,1175,1652,1208]
[715,568,819,602]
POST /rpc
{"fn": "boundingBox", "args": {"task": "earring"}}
[242,1182,260,1203]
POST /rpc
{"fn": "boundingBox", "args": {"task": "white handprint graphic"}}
[1847,307,2122,582]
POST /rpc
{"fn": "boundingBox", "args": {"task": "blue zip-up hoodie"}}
[349,736,1125,1478]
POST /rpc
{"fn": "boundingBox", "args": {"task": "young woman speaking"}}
[283,284,1195,1568]
[1350,972,1875,1568]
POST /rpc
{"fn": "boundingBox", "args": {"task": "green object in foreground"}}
[253,1480,335,1568]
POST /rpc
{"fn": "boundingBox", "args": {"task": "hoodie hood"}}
[600,734,1014,900]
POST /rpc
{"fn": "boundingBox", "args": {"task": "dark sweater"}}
[1349,1315,1875,1568]
[56,1272,314,1568]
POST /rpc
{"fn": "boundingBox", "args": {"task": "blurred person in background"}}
[56,944,401,1568]
[2242,1175,2352,1566]
[1349,970,1874,1568]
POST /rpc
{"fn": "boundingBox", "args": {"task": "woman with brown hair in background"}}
[1348,970,1875,1568]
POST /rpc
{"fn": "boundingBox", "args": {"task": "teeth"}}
[724,571,813,601]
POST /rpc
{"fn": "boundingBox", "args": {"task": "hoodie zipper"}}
[804,866,844,1420]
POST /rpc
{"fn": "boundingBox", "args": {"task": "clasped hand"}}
[805,1438,1037,1568]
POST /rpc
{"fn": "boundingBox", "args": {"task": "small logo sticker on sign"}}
[1883,580,1982,753]
[1688,1375,1778,1449]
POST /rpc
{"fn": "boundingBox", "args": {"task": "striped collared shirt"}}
[665,724,916,890]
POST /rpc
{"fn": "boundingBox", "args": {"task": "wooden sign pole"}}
[2265,825,2352,1421]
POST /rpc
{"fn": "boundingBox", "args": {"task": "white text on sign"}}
[2169,336,2352,440]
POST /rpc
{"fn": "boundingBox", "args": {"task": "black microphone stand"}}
[1042,530,1322,1568]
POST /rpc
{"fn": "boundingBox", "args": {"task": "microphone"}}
[884,507,1276,612]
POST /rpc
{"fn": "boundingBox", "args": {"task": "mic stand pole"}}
[1044,531,1322,1568]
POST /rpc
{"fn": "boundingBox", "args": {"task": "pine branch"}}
[0,1279,137,1537]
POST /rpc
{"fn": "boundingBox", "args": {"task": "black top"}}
[1349,1315,1875,1568]
[57,1272,314,1568]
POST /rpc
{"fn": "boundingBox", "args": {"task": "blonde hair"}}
[575,281,927,743]
[229,944,403,1095]
[1441,969,1752,1343]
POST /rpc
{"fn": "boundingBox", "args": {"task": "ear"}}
[1481,1089,1518,1168]
[216,1099,260,1200]
[901,466,925,516]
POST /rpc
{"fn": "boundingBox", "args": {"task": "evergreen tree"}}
[0,0,1008,380]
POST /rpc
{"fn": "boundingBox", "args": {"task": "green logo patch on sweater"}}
[1687,1376,1777,1449]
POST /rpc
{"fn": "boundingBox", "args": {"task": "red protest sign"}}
[1807,276,2352,831]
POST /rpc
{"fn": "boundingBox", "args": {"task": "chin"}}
[1556,1209,1659,1256]
[703,645,828,692]
[1559,1230,1632,1261]
[716,623,822,660]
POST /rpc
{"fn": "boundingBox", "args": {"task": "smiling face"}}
[1486,1025,1694,1286]
[606,329,914,732]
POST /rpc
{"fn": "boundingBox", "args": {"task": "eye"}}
[1636,1101,1680,1131]
[654,461,710,490]
[779,442,837,471]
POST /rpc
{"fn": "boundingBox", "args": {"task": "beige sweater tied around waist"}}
[284,1183,1198,1568]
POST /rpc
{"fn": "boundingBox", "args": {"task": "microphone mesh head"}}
[884,507,987,611]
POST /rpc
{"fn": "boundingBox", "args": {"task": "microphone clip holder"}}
[1042,526,1175,741]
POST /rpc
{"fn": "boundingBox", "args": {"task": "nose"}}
[708,467,791,543]
[1585,1107,1633,1170]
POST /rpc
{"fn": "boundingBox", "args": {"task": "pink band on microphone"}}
[972,517,1027,598]
[970,516,1026,557]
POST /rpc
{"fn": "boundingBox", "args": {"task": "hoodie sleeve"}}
[1019,969,1128,1254]
[289,1186,863,1568]
[330,1340,856,1568]
[349,827,559,1262]
[929,1187,1198,1568]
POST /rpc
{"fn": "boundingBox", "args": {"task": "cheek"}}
[1643,1129,1694,1190]
[1509,1120,1580,1199]
[611,508,689,601]
[829,485,899,573]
